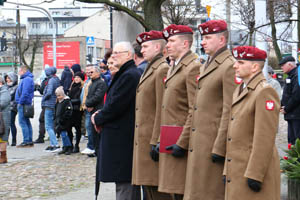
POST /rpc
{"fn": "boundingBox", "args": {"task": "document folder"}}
[160,125,183,154]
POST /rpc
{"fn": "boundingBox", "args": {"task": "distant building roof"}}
[28,16,88,22]
[0,20,25,28]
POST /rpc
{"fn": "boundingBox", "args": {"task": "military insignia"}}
[247,53,254,57]
[196,75,200,83]
[205,27,209,33]
[170,29,173,34]
[137,36,142,43]
[239,52,246,58]
[199,27,203,34]
[174,29,179,33]
[265,100,274,110]
[213,28,217,31]
[233,50,238,58]
[235,76,242,84]
[163,77,167,83]
[163,30,169,38]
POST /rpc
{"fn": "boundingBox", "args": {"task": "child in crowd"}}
[54,86,73,155]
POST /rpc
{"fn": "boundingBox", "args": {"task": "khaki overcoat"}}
[183,49,237,200]
[132,55,169,186]
[224,73,280,200]
[158,51,200,194]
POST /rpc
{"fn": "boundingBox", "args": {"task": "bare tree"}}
[161,0,197,25]
[231,0,255,46]
[74,0,166,31]
[18,36,42,72]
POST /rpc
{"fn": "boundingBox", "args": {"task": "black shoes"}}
[73,145,80,153]
[17,142,34,148]
[34,138,44,144]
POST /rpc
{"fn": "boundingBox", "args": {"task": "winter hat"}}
[71,64,81,74]
[55,86,65,97]
[74,71,85,81]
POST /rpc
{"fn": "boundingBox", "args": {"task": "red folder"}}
[160,125,183,154]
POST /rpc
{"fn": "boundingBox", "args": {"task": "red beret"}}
[232,46,267,61]
[198,20,227,35]
[136,30,164,45]
[162,24,193,40]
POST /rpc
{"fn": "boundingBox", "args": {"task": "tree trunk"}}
[143,0,165,31]
[249,31,254,46]
[76,0,166,31]
[268,0,282,61]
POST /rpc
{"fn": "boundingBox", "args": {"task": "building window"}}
[97,47,102,58]
[32,23,40,29]
[62,22,68,28]
[88,47,94,56]
[52,11,60,15]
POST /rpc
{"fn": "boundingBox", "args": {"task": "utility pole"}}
[226,0,231,48]
[16,6,21,66]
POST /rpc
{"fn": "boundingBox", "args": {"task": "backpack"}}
[39,77,49,95]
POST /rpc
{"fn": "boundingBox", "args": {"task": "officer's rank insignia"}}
[265,100,275,111]
[235,76,242,84]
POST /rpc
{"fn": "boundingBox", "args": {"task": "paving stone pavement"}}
[0,95,290,200]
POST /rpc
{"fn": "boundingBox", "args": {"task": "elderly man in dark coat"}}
[92,41,142,200]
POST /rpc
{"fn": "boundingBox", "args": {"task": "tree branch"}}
[75,0,150,30]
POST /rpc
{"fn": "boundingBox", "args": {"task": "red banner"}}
[43,41,80,69]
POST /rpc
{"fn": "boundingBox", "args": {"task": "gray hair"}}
[91,65,101,73]
[114,41,134,58]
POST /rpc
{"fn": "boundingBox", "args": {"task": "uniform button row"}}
[189,149,193,152]
[227,158,232,162]
[192,128,195,131]
[227,179,231,183]
[228,138,232,141]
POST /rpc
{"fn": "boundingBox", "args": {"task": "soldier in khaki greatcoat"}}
[157,24,200,200]
[132,30,171,200]
[183,20,237,200]
[224,46,280,200]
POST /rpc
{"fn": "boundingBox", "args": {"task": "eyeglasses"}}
[112,51,128,55]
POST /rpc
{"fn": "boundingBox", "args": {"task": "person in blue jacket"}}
[15,66,34,147]
[42,67,61,152]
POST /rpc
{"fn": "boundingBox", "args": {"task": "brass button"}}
[192,128,196,131]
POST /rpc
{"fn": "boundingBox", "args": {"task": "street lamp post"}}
[4,2,57,68]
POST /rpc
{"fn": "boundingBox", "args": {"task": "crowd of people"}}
[0,19,298,200]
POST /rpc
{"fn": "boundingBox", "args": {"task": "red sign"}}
[43,41,80,69]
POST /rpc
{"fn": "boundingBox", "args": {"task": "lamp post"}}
[4,2,57,68]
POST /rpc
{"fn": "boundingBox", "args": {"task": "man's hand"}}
[150,144,159,162]
[91,110,101,133]
[211,153,225,163]
[247,178,262,192]
[87,107,94,113]
[280,106,286,114]
[165,144,186,158]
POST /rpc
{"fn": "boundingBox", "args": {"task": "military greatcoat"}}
[183,48,237,200]
[224,73,280,200]
[132,54,169,186]
[158,51,199,194]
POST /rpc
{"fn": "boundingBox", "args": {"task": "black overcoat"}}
[94,59,141,182]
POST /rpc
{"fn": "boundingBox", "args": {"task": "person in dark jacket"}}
[55,86,73,155]
[67,71,84,153]
[60,65,73,94]
[86,65,107,156]
[280,56,300,144]
[4,72,18,146]
[15,66,34,147]
[91,42,141,200]
[42,67,61,152]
